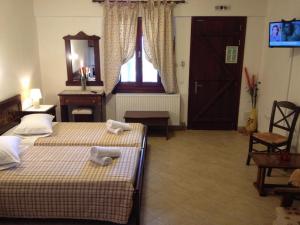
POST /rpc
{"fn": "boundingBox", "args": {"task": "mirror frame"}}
[63,31,103,86]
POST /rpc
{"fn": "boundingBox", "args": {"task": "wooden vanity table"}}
[58,90,105,122]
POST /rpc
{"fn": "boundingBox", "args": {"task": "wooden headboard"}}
[0,95,22,135]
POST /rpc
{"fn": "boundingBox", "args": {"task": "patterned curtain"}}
[142,0,178,93]
[103,0,138,94]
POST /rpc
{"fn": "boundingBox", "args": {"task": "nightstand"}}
[23,105,57,121]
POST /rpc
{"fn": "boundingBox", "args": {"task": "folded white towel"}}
[107,127,123,135]
[90,146,121,166]
[90,156,113,166]
[90,146,121,158]
[106,119,131,131]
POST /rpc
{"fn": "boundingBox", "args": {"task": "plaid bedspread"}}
[0,146,140,224]
[34,122,144,148]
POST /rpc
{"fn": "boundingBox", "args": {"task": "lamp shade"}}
[30,89,42,100]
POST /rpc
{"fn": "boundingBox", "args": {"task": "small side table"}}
[124,111,169,140]
[23,105,57,121]
[58,90,105,122]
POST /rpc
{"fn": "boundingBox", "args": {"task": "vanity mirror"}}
[63,31,102,86]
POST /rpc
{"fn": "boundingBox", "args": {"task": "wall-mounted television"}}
[269,20,300,47]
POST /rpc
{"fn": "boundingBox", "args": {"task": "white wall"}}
[174,0,267,17]
[258,0,300,152]
[34,0,105,121]
[34,0,267,125]
[0,0,41,108]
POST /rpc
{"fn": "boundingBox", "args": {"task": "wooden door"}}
[188,17,247,130]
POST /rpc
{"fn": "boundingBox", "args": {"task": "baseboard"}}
[149,123,186,131]
[169,123,187,131]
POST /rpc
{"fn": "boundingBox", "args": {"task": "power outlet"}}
[215,5,231,11]
[180,61,185,67]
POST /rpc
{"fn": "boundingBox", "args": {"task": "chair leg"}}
[267,146,273,177]
[246,135,254,165]
[267,168,272,177]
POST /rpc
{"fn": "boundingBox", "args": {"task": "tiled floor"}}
[0,130,292,225]
[141,130,289,225]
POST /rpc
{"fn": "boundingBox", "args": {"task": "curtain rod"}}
[92,0,185,4]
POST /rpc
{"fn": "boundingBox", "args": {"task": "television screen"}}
[269,20,300,47]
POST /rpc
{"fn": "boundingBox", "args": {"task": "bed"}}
[34,122,144,147]
[0,95,147,225]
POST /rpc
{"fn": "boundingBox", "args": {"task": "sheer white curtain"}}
[103,1,138,93]
[142,0,178,93]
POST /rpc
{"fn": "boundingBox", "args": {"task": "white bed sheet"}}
[2,122,58,151]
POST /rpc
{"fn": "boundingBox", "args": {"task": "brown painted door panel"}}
[188,17,247,130]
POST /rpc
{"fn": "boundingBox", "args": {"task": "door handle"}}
[194,81,204,95]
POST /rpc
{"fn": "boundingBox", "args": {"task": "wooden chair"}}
[246,101,300,175]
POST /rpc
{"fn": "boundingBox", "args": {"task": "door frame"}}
[187,16,247,130]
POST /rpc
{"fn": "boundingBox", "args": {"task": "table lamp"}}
[30,88,42,108]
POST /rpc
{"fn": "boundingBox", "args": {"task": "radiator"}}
[116,94,180,125]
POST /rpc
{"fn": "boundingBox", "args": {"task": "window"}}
[115,18,165,93]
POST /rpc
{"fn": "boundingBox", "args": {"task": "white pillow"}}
[0,136,21,170]
[14,113,54,135]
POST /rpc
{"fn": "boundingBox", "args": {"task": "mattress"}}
[34,122,144,148]
[0,145,140,224]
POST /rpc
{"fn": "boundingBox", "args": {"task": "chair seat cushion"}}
[253,132,288,144]
[72,108,93,115]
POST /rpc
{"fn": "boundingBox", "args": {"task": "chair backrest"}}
[269,101,300,143]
